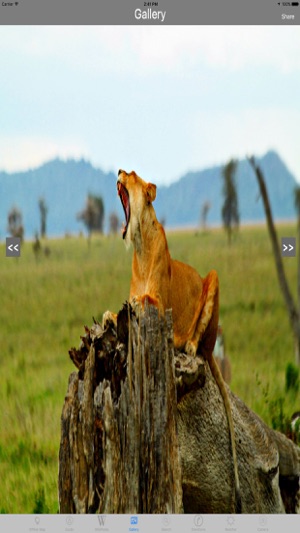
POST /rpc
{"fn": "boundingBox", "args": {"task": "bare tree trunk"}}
[248,156,300,366]
[59,303,183,514]
[296,216,300,366]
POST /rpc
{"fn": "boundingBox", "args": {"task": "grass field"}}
[0,225,299,513]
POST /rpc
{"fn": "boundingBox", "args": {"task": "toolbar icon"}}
[194,514,203,527]
[162,515,171,526]
[98,515,106,526]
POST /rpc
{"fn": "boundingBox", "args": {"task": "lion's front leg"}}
[186,269,219,357]
[102,310,118,329]
[185,339,197,358]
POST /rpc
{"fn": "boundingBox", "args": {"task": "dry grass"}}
[0,225,299,512]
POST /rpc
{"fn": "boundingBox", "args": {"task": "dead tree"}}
[248,156,300,366]
[59,303,183,514]
[59,303,300,514]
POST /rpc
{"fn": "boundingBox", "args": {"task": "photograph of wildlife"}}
[0,26,300,515]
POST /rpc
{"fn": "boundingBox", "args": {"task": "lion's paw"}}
[102,310,117,329]
[130,297,143,317]
[185,340,197,358]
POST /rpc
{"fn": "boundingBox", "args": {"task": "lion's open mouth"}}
[117,182,130,239]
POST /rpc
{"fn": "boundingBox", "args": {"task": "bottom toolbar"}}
[0,514,299,533]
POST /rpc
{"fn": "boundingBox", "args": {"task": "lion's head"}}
[117,169,157,245]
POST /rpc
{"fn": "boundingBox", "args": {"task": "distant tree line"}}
[76,193,121,240]
[77,194,105,239]
[39,197,48,238]
[7,206,24,242]
[221,159,239,244]
[6,192,121,243]
[199,158,239,243]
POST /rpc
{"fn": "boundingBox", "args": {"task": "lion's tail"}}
[209,354,242,513]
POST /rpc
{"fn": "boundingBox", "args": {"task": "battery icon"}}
[292,1,299,5]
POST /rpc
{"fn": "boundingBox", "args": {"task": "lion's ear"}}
[146,183,157,203]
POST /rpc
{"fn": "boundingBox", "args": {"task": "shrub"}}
[285,362,299,393]
[33,488,49,514]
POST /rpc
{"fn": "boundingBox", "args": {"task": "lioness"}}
[104,169,241,512]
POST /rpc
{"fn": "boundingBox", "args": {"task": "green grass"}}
[0,225,299,512]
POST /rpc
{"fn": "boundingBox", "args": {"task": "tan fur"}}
[107,169,240,511]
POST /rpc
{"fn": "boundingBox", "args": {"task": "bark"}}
[59,302,183,514]
[59,302,300,514]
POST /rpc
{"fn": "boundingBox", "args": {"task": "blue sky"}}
[1,25,300,185]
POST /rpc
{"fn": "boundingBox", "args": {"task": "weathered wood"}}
[59,302,183,514]
[59,302,300,514]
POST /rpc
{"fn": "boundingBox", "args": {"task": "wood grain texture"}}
[59,303,300,514]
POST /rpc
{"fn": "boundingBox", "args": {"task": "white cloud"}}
[190,107,300,181]
[0,136,90,173]
[0,26,299,182]
[1,26,300,75]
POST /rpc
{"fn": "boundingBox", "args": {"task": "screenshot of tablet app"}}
[0,1,299,532]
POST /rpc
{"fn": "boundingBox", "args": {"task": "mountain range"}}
[0,150,297,240]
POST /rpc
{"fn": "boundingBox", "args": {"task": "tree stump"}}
[59,302,183,514]
[59,302,300,514]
